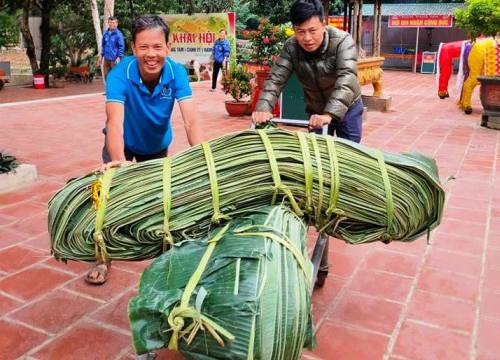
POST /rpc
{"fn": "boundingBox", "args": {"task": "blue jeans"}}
[314,98,363,143]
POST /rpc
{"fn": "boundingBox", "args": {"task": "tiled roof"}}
[362,3,465,16]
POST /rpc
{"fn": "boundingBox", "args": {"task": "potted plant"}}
[49,65,67,88]
[249,18,288,70]
[248,19,290,114]
[221,64,254,117]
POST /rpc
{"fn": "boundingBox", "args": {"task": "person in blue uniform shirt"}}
[97,16,125,80]
[86,15,202,285]
[209,29,230,92]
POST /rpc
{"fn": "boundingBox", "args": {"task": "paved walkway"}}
[0,72,498,360]
[0,79,105,105]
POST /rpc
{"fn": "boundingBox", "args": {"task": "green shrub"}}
[221,64,254,102]
[50,65,68,79]
[0,152,19,174]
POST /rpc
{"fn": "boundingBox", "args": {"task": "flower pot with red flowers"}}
[222,64,254,117]
[249,19,288,115]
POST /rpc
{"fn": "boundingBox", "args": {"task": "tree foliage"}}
[0,11,18,47]
[1,0,358,77]
[51,2,96,67]
[454,0,500,39]
[249,0,294,24]
[233,0,259,31]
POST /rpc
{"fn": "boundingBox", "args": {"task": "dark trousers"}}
[101,128,167,163]
[314,98,363,143]
[211,61,223,90]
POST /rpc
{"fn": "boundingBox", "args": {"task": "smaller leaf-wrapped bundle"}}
[128,206,314,359]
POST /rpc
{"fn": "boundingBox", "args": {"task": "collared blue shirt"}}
[105,56,192,155]
[102,29,125,61]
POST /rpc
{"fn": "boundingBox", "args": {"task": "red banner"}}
[328,16,345,30]
[388,15,453,28]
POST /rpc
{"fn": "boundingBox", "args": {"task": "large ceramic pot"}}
[251,68,270,112]
[251,67,280,117]
[255,69,270,88]
[225,100,250,117]
[478,76,500,128]
[478,76,500,112]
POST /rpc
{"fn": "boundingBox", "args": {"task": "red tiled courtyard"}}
[0,71,499,360]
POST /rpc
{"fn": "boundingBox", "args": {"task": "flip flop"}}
[84,262,110,285]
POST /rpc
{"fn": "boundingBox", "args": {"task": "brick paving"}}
[0,72,499,360]
[0,80,105,104]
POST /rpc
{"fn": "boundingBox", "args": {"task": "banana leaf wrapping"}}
[48,129,445,262]
[128,206,314,359]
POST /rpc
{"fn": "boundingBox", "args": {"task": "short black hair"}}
[290,0,325,26]
[108,16,117,21]
[132,15,170,44]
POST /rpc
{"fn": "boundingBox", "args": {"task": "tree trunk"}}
[322,0,329,17]
[186,0,195,14]
[90,0,103,55]
[103,0,115,32]
[16,0,38,74]
[38,0,53,76]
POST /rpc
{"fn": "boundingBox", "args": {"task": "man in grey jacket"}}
[252,0,363,142]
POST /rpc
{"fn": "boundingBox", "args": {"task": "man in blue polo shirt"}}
[86,15,202,285]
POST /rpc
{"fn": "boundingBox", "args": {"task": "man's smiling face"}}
[132,27,170,82]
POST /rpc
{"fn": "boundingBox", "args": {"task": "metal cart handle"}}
[251,118,328,136]
[250,118,330,291]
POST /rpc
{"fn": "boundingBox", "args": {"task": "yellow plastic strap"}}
[257,129,282,204]
[375,150,394,241]
[202,142,230,224]
[326,137,340,216]
[257,130,303,216]
[92,168,116,263]
[167,224,235,350]
[162,157,174,252]
[297,132,313,213]
[237,229,311,284]
[310,136,324,225]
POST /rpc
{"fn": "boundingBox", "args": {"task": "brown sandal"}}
[84,262,110,285]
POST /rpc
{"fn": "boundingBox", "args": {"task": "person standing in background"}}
[98,16,125,80]
[210,29,230,92]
